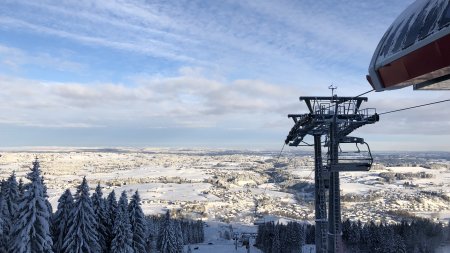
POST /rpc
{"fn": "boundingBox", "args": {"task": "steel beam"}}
[314,135,328,253]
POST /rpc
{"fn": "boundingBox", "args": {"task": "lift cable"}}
[379,98,450,115]
[256,143,286,219]
[354,89,375,98]
[276,143,286,162]
[261,143,286,194]
[260,143,314,208]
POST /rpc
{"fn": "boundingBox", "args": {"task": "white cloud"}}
[1,0,448,150]
[2,69,448,137]
[0,72,303,128]
[0,44,84,73]
[0,0,412,83]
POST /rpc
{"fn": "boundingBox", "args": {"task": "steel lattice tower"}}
[285,95,379,253]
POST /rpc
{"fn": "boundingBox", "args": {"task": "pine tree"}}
[111,191,134,253]
[174,220,184,253]
[146,217,157,252]
[294,222,305,252]
[5,172,19,217]
[9,158,54,253]
[52,189,74,253]
[42,176,53,214]
[92,183,108,252]
[128,191,147,253]
[392,233,406,253]
[342,219,351,242]
[348,221,361,249]
[196,220,204,243]
[188,222,195,244]
[18,178,25,197]
[272,224,281,253]
[158,210,177,253]
[448,220,450,242]
[2,172,19,247]
[0,192,6,252]
[63,177,100,253]
[106,190,118,250]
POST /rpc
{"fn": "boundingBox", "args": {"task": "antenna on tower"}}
[328,84,337,97]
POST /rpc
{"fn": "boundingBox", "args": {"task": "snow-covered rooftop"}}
[375,0,450,65]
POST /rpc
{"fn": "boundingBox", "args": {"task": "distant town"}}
[1,148,448,226]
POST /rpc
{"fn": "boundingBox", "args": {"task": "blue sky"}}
[0,0,449,151]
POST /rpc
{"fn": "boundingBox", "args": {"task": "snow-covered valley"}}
[0,148,449,226]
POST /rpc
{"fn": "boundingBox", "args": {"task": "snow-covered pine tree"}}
[62,177,100,253]
[348,221,361,248]
[196,220,204,243]
[265,222,277,252]
[4,172,19,218]
[255,223,264,248]
[106,190,118,250]
[91,183,108,252]
[391,232,406,253]
[188,222,195,243]
[18,178,25,197]
[0,191,6,252]
[342,219,351,242]
[271,224,281,253]
[290,222,304,252]
[128,191,147,253]
[146,217,157,252]
[448,220,450,241]
[298,223,306,249]
[9,158,54,253]
[360,223,370,251]
[2,172,19,248]
[42,176,53,214]
[111,191,134,253]
[284,222,295,252]
[180,221,188,244]
[158,210,177,253]
[52,189,74,253]
[174,220,184,253]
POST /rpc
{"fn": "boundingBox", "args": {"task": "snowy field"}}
[184,222,262,253]
[0,149,449,225]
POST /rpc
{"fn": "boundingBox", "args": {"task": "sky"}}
[0,0,449,151]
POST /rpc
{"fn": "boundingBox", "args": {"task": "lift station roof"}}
[368,0,450,91]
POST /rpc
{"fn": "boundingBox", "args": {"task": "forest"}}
[256,218,450,253]
[0,159,204,253]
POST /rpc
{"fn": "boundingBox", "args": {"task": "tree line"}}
[341,218,449,253]
[255,221,306,253]
[0,159,204,253]
[256,218,449,253]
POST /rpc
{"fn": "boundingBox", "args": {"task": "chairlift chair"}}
[328,137,374,172]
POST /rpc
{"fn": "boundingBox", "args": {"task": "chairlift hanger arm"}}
[286,119,329,146]
[285,113,312,144]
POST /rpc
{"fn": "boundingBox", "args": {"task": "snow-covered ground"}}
[184,222,262,253]
[436,245,450,253]
[0,148,449,225]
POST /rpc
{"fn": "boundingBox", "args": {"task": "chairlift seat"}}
[329,162,372,172]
